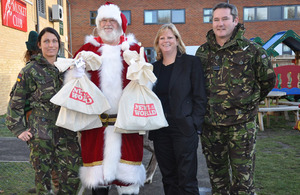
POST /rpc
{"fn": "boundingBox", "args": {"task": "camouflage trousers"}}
[28,130,82,195]
[201,119,257,195]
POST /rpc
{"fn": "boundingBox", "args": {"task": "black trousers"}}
[152,123,199,195]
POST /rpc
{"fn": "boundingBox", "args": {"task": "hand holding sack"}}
[52,54,110,132]
[77,50,102,71]
[115,47,168,134]
[54,51,102,72]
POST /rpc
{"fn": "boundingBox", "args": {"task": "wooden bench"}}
[257,65,300,131]
[278,101,300,106]
[258,106,300,131]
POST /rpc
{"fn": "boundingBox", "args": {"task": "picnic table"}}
[257,65,300,131]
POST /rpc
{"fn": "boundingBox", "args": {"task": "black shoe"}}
[92,187,109,195]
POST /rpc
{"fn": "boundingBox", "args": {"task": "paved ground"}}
[0,137,212,195]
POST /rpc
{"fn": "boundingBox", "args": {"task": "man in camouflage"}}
[6,28,81,194]
[195,3,276,195]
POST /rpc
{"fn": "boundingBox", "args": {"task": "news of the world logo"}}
[133,103,157,117]
[70,87,94,105]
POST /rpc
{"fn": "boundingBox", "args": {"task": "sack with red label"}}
[56,107,102,132]
[115,47,168,133]
[115,81,168,133]
[50,75,111,115]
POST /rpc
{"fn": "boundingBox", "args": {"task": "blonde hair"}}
[153,23,186,61]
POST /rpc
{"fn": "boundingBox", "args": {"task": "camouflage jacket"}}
[195,23,276,126]
[6,54,63,138]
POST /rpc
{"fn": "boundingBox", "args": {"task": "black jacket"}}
[151,53,207,136]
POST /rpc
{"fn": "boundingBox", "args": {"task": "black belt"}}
[100,113,117,127]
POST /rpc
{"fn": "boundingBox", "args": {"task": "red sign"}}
[1,0,27,32]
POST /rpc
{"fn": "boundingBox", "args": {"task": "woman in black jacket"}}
[149,23,207,195]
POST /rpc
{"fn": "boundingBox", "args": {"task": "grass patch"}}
[0,162,35,194]
[0,114,14,137]
[255,114,300,195]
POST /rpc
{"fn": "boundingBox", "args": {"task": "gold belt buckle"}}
[100,113,109,127]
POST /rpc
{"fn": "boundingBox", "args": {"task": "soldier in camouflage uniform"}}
[6,27,81,195]
[195,3,276,195]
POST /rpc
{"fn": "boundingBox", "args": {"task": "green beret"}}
[26,31,38,51]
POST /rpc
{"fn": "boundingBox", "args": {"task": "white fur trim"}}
[126,33,137,45]
[79,162,146,189]
[79,165,104,188]
[117,183,140,195]
[96,4,121,28]
[99,44,123,114]
[84,35,100,47]
[121,41,129,51]
[116,163,146,186]
[103,126,122,183]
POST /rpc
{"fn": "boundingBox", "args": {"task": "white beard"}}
[98,26,122,43]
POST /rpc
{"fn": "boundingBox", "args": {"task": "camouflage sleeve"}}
[6,68,35,137]
[254,47,276,101]
[195,44,209,70]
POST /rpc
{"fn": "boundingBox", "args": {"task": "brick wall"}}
[69,0,300,54]
[0,0,69,115]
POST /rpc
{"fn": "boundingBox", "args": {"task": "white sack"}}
[56,107,102,131]
[114,81,168,133]
[50,75,111,115]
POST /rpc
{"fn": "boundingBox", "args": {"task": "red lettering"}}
[69,86,94,105]
[133,103,157,117]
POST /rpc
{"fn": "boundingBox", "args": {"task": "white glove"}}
[73,65,86,78]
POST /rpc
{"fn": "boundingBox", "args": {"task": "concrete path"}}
[0,137,211,194]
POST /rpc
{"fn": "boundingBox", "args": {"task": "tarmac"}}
[0,137,212,195]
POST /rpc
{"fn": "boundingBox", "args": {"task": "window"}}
[158,10,171,23]
[38,0,46,18]
[244,5,300,22]
[144,9,185,24]
[145,10,157,24]
[244,8,255,21]
[283,5,300,20]
[282,44,292,55]
[172,10,185,23]
[90,10,131,26]
[145,47,156,63]
[59,42,65,57]
[90,11,97,26]
[122,10,131,25]
[256,7,268,20]
[284,6,295,19]
[269,6,282,21]
[57,0,63,7]
[203,8,212,23]
[244,7,267,21]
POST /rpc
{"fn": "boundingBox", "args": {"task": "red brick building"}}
[68,0,300,61]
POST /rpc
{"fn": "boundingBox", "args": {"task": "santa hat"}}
[96,2,128,34]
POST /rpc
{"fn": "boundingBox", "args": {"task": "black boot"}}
[92,187,109,195]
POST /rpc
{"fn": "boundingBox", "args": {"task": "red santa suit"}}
[73,3,146,194]
[76,35,146,192]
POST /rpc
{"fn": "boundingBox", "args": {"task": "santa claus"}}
[67,2,146,195]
